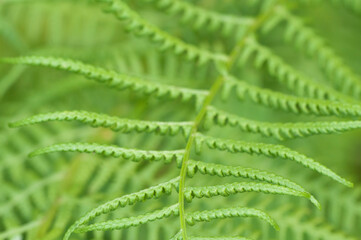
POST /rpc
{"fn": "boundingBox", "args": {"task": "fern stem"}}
[177,4,279,239]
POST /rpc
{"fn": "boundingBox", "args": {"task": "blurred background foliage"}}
[0,0,360,239]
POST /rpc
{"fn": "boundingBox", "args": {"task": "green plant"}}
[0,0,361,239]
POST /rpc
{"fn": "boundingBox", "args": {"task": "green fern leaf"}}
[239,37,355,103]
[186,159,320,208]
[195,133,353,187]
[223,76,361,117]
[101,0,228,64]
[75,205,278,234]
[186,206,279,230]
[206,106,361,140]
[9,111,192,137]
[29,142,185,164]
[1,56,208,107]
[142,0,253,35]
[273,6,361,99]
[184,182,314,206]
[75,204,179,233]
[63,177,179,240]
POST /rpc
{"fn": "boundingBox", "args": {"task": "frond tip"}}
[9,111,192,137]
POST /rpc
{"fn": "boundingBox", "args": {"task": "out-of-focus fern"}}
[0,0,361,239]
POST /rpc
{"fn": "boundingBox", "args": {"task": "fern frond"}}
[64,177,179,240]
[239,37,355,102]
[143,0,253,35]
[186,159,320,208]
[76,205,278,234]
[100,0,228,64]
[9,111,192,137]
[223,76,361,117]
[1,1,359,239]
[184,182,314,205]
[274,6,361,99]
[29,142,185,164]
[194,133,353,187]
[206,106,361,140]
[186,206,279,230]
[75,204,179,233]
[1,56,208,107]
